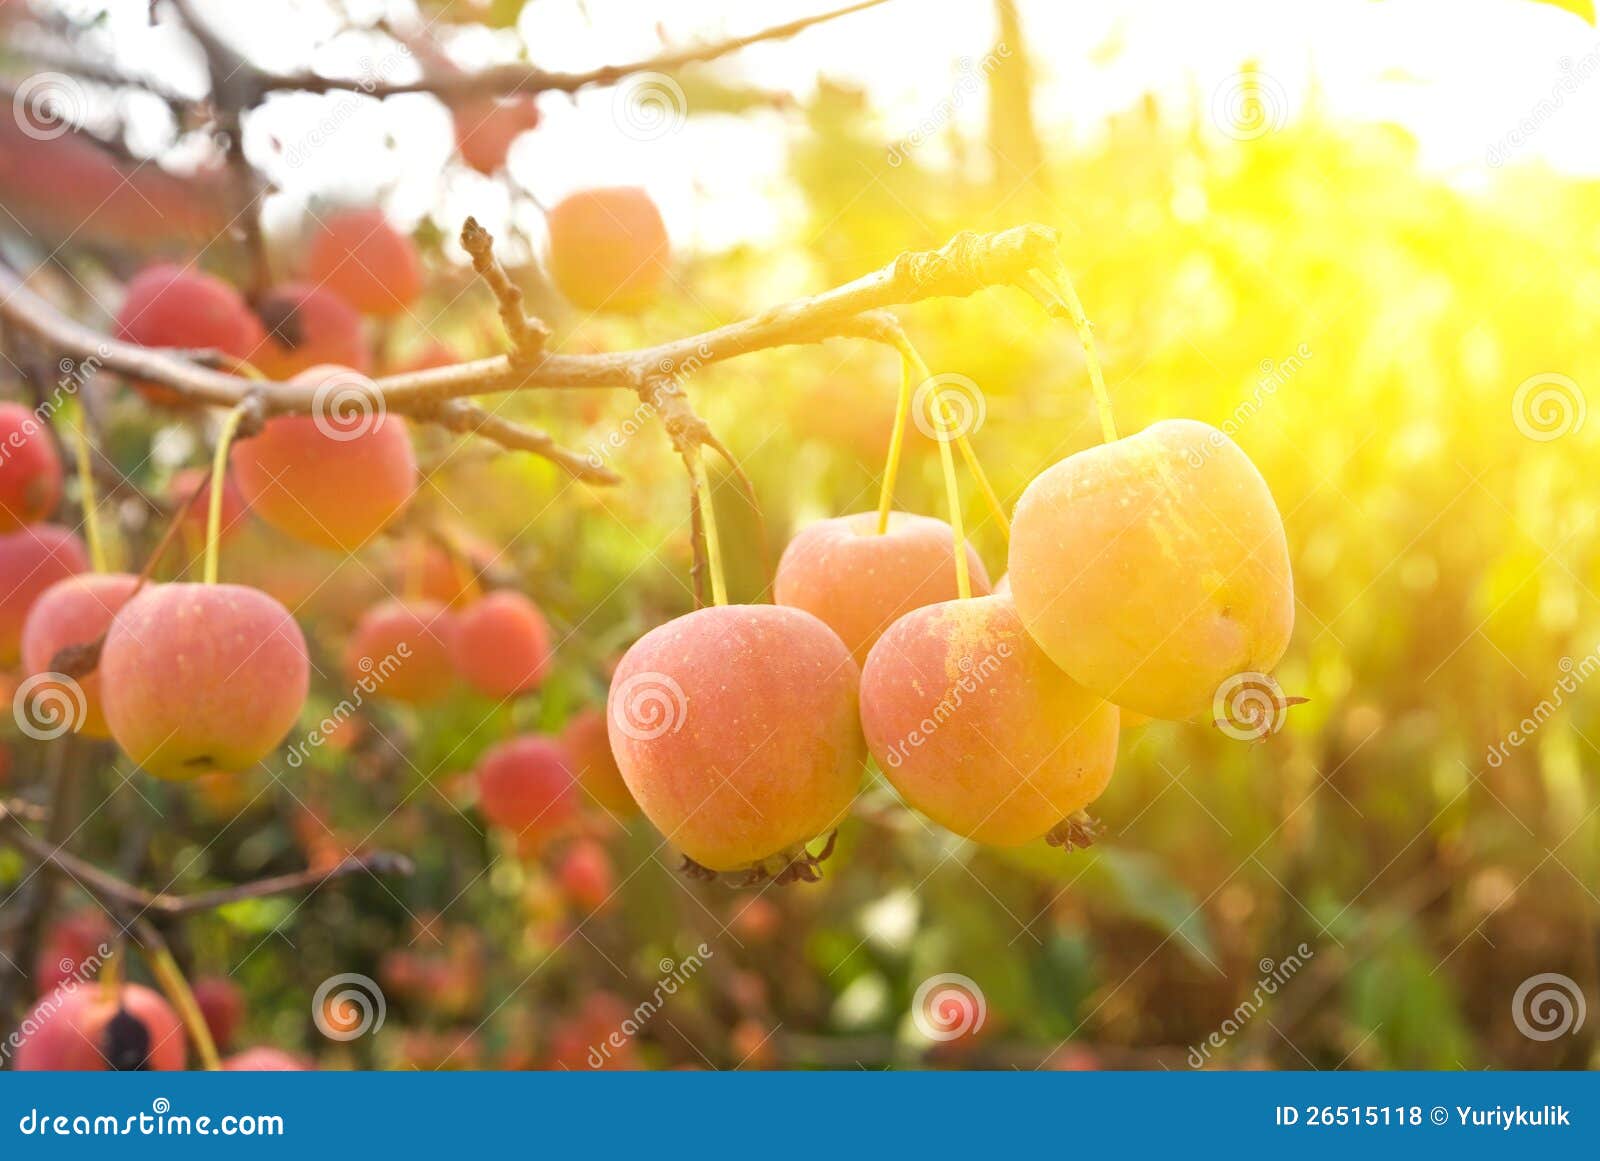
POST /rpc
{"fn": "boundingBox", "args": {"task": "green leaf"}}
[1082,847,1218,968]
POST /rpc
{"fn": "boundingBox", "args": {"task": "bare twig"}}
[256,0,897,101]
[0,800,413,919]
[459,217,549,364]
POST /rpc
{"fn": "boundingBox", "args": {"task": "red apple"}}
[20,571,141,738]
[607,604,863,875]
[774,510,992,667]
[191,976,244,1052]
[115,264,264,402]
[560,707,637,817]
[250,282,370,378]
[32,910,112,995]
[451,590,550,699]
[99,583,309,780]
[859,595,1119,846]
[14,982,187,1070]
[474,735,577,844]
[305,208,423,317]
[230,365,417,551]
[545,186,670,312]
[344,599,458,704]
[225,1046,311,1070]
[453,95,540,174]
[0,523,89,667]
[0,401,62,530]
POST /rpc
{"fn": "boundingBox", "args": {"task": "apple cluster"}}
[606,418,1295,879]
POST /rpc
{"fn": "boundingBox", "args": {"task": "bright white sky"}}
[42,0,1600,253]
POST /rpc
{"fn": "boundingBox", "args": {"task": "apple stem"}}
[1029,267,1118,444]
[686,445,728,606]
[69,404,109,573]
[203,402,250,585]
[874,347,914,535]
[889,337,971,600]
[144,938,222,1071]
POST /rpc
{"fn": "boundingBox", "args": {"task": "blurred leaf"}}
[1083,847,1218,967]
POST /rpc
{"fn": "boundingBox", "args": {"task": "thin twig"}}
[257,0,897,100]
[0,801,412,919]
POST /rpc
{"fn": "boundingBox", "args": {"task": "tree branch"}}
[255,0,897,101]
[0,800,413,919]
